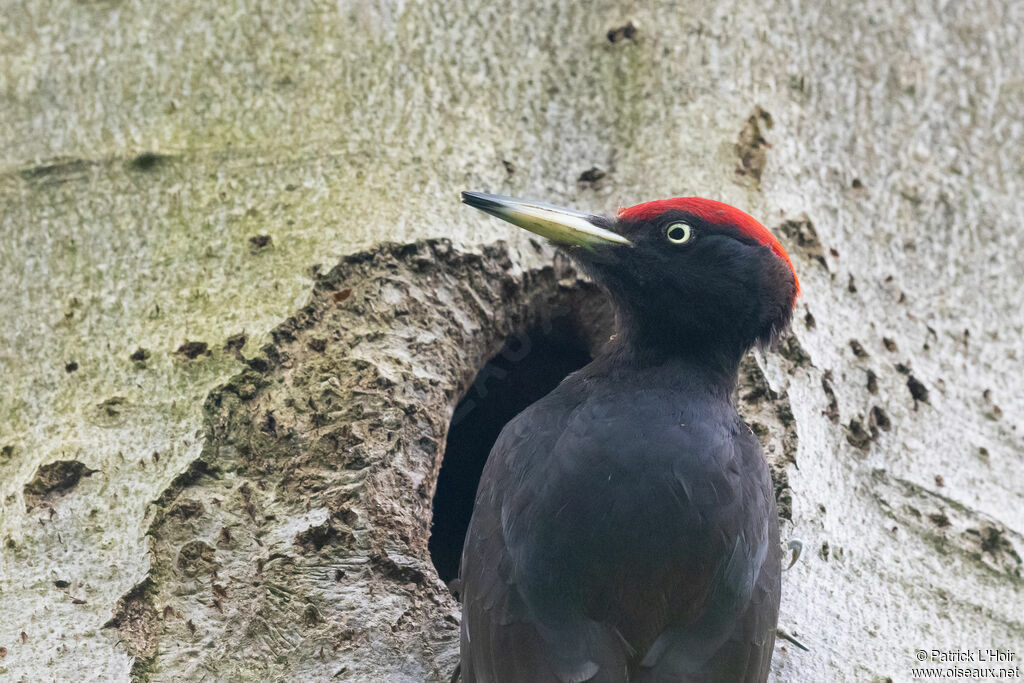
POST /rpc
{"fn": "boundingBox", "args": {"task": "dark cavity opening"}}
[429,316,596,584]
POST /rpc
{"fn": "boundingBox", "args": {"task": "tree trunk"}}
[2,1,1022,681]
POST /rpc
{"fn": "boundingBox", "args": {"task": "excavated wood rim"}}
[105,239,799,681]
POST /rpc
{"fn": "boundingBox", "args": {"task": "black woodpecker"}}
[455,192,799,683]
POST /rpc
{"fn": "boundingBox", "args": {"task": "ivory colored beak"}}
[461,191,633,249]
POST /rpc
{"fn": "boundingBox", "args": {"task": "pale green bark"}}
[2,1,1023,681]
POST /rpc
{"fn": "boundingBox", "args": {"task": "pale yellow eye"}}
[666,222,692,244]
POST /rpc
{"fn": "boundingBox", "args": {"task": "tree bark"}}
[2,1,1022,681]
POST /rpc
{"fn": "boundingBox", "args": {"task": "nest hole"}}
[429,315,601,584]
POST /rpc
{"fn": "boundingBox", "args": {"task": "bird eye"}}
[665,223,692,244]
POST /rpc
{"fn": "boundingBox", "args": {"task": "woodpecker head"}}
[462,191,799,362]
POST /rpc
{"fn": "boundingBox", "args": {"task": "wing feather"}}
[458,383,780,683]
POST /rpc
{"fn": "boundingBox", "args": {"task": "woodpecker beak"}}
[461,191,633,249]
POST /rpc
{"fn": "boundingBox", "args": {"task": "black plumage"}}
[456,193,798,683]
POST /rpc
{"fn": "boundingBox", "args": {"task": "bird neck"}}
[595,311,745,399]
